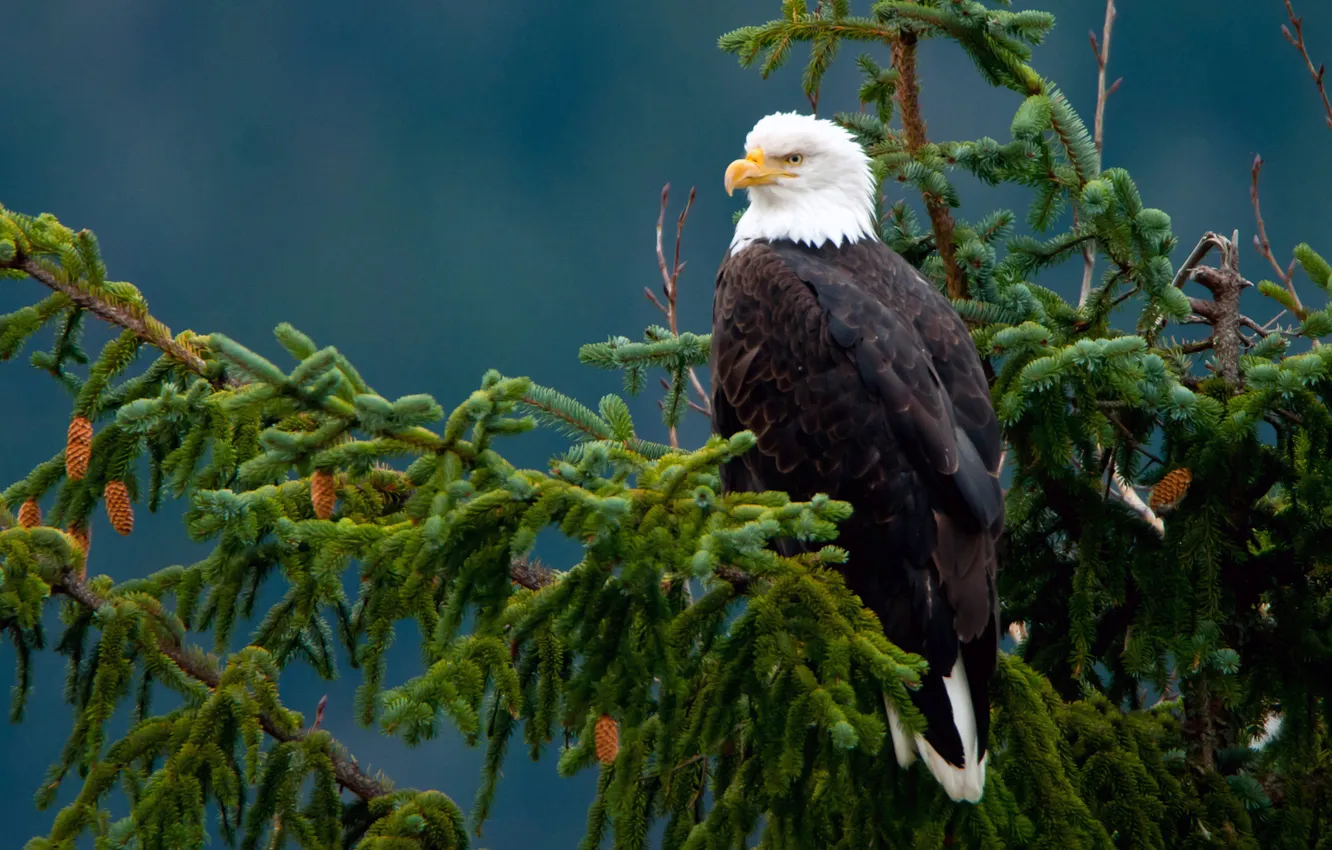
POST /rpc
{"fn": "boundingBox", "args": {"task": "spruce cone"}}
[311,469,336,519]
[595,714,619,765]
[1149,468,1193,512]
[66,416,93,481]
[104,480,134,535]
[18,498,41,529]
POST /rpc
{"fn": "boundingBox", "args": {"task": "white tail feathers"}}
[883,656,986,803]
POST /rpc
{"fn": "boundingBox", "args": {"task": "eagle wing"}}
[711,239,1003,780]
[712,240,1002,639]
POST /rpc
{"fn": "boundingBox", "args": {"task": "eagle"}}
[710,112,1004,803]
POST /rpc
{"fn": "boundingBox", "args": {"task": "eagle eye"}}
[786,153,803,165]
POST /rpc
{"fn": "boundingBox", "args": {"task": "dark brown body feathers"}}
[711,236,1003,770]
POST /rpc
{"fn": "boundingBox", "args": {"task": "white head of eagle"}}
[724,111,878,255]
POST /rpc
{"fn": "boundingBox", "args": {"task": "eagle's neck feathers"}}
[729,173,878,255]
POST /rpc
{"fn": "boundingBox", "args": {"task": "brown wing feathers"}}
[711,237,1002,774]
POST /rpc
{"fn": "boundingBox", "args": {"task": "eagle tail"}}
[883,691,917,769]
[883,656,987,803]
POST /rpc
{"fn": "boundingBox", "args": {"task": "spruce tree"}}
[3,1,1332,847]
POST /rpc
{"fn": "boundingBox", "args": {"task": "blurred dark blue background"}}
[3,1,1329,846]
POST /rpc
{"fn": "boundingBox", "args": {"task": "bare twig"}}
[642,286,667,314]
[654,185,694,339]
[1282,0,1332,130]
[310,694,329,733]
[1251,154,1306,316]
[1262,309,1289,332]
[651,183,711,447]
[1079,0,1121,305]
[1088,1,1120,159]
[1099,408,1167,466]
[1251,155,1318,347]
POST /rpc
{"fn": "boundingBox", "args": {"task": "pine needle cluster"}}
[1,1,1331,848]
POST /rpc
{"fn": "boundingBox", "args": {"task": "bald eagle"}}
[711,112,1003,803]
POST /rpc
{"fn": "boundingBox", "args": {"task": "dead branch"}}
[1110,462,1164,537]
[651,184,711,448]
[1282,0,1332,130]
[1071,447,1165,537]
[1251,154,1307,317]
[1192,260,1250,387]
[1080,0,1121,306]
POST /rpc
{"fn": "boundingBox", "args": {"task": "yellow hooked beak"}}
[724,148,791,196]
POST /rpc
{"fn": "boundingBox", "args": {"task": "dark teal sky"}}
[3,1,1330,846]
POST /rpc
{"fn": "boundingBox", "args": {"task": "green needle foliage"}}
[3,1,1332,847]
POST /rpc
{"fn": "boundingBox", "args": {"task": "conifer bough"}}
[4,0,1332,847]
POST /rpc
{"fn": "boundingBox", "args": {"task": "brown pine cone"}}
[66,416,93,481]
[595,714,620,765]
[104,480,134,535]
[1149,468,1193,512]
[18,498,41,529]
[311,469,336,519]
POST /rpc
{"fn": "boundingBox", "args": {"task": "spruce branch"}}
[7,255,230,388]
[1281,0,1332,130]
[51,568,393,801]
[891,30,964,300]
